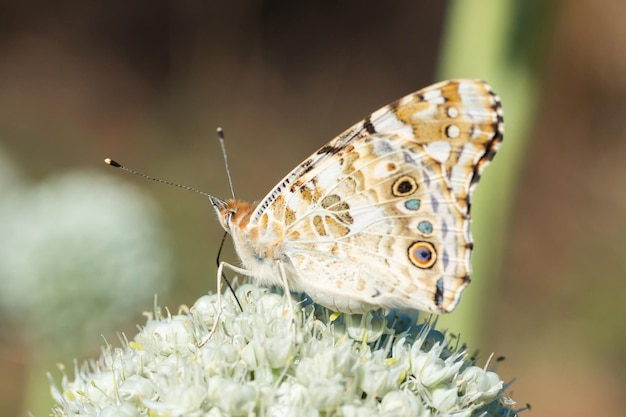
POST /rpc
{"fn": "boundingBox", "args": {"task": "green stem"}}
[435,0,555,346]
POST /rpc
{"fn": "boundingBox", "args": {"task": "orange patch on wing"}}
[313,215,326,236]
[325,216,349,237]
[272,195,285,221]
[340,151,360,174]
[300,186,313,203]
[285,207,296,226]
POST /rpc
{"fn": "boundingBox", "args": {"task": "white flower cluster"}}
[49,285,518,417]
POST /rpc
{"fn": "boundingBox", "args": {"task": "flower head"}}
[49,285,519,417]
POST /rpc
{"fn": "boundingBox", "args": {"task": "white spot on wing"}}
[425,141,452,163]
[349,205,386,234]
[370,108,415,139]
[422,89,444,104]
[411,104,438,121]
[446,124,460,138]
[289,191,303,212]
[316,162,342,189]
[373,160,393,179]
[457,80,494,121]
[458,80,481,94]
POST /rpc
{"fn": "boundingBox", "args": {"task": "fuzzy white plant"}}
[47,283,520,417]
[0,147,170,353]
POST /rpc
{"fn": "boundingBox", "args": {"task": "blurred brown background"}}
[1,1,625,416]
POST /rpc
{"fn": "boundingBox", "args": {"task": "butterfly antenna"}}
[214,128,243,311]
[104,157,242,308]
[104,158,213,198]
[216,127,236,199]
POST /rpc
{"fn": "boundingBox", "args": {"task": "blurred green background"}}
[1,1,625,416]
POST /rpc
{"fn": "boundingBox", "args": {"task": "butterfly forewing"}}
[225,79,503,314]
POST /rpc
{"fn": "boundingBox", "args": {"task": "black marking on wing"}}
[466,87,504,214]
[257,180,287,214]
[252,158,316,222]
[317,145,341,155]
[435,277,444,307]
[363,117,377,134]
[301,158,315,175]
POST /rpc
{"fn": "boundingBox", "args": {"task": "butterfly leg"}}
[277,260,301,344]
[198,261,226,347]
[198,261,253,347]
[277,260,295,315]
[198,260,299,346]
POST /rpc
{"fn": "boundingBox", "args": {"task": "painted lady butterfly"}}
[210,79,503,316]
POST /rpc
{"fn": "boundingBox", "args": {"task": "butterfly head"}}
[209,196,254,234]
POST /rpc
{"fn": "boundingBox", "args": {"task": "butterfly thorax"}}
[210,197,290,288]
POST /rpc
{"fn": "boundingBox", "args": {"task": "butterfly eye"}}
[392,176,418,197]
[224,211,235,227]
[408,241,437,269]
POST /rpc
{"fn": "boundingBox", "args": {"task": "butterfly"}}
[210,79,503,316]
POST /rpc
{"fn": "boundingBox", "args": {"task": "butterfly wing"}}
[247,79,503,313]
